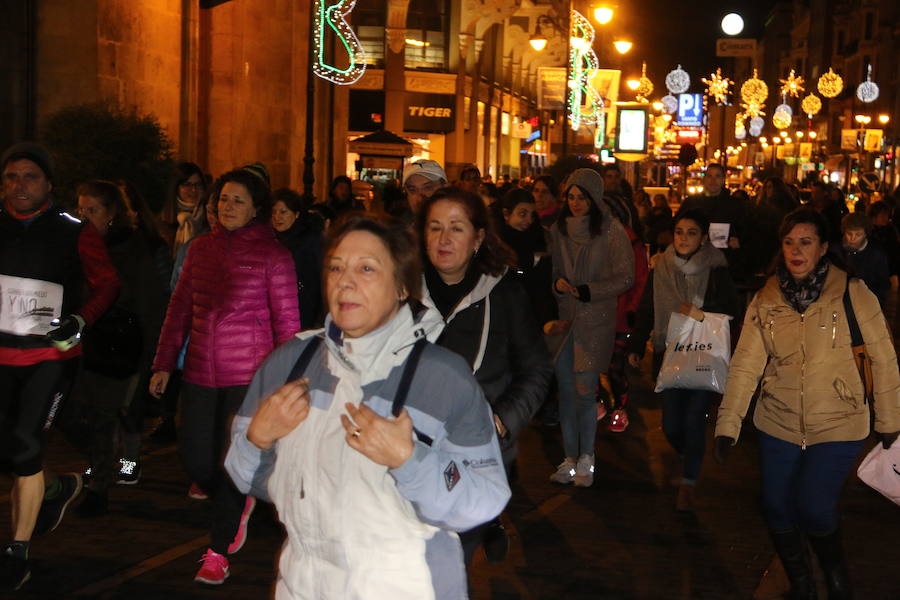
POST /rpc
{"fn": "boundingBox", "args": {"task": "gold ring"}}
[352,429,361,438]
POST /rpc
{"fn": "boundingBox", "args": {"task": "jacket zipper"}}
[800,313,807,450]
[831,311,837,348]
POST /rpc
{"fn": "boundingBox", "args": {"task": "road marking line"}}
[70,534,210,596]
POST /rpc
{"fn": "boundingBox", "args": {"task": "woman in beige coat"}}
[546,169,634,487]
[714,208,900,600]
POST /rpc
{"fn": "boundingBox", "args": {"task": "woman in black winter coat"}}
[418,187,553,565]
[271,188,324,329]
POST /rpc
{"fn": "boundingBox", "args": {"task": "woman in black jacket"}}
[417,187,553,564]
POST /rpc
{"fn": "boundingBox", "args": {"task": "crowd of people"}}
[1,140,899,599]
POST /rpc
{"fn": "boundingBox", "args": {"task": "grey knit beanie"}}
[564,168,605,209]
[1,141,54,182]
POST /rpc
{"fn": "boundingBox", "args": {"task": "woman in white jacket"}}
[225,213,510,599]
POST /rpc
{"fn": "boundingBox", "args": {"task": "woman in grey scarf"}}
[627,209,739,511]
[546,169,634,487]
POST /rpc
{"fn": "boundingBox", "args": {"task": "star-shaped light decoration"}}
[779,69,805,98]
[740,101,765,120]
[702,68,732,105]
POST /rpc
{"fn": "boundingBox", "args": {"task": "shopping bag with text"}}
[655,312,732,393]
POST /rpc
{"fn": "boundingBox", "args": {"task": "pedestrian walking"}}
[149,167,300,585]
[225,212,510,599]
[627,209,739,511]
[546,168,634,487]
[840,212,891,308]
[418,187,552,563]
[714,208,900,599]
[272,188,324,328]
[159,162,206,257]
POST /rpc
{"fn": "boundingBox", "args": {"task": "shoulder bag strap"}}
[842,277,864,346]
[391,337,433,446]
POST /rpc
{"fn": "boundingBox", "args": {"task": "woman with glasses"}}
[160,162,206,257]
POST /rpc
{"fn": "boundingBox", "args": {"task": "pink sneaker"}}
[608,409,629,432]
[194,549,229,585]
[227,496,257,555]
[188,483,209,500]
[596,400,607,421]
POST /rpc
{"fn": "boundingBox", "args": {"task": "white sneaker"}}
[549,458,577,484]
[573,454,595,487]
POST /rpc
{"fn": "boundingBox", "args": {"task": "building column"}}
[384,27,407,135]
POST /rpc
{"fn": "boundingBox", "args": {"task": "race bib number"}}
[709,222,730,249]
[0,275,64,336]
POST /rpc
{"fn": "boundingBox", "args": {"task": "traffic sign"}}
[677,94,704,127]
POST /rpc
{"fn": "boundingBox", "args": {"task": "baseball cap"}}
[402,159,447,186]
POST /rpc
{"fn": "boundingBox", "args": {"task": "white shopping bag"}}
[857,438,900,506]
[654,312,732,393]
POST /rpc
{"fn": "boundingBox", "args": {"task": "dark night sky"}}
[607,0,780,91]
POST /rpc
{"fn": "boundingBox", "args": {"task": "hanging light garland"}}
[772,109,791,130]
[702,68,732,105]
[856,64,879,103]
[636,62,654,102]
[312,0,367,85]
[665,64,690,94]
[567,10,603,131]
[741,69,768,105]
[817,68,843,98]
[661,94,678,114]
[801,94,822,117]
[779,69,805,98]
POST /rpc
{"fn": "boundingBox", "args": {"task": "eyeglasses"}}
[179,181,204,189]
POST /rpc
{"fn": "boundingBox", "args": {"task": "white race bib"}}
[0,275,64,336]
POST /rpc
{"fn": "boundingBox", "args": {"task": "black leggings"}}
[180,382,248,555]
[598,332,630,410]
[0,360,76,476]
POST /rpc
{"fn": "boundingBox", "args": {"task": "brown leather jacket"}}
[715,265,900,447]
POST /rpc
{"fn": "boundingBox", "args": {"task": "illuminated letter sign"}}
[313,0,366,85]
[677,93,704,127]
[404,93,455,133]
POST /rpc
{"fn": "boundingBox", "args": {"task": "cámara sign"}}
[716,38,756,57]
[404,93,455,133]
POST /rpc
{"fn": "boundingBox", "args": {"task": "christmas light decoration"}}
[741,101,765,120]
[741,69,768,105]
[779,69,805,98]
[801,94,821,117]
[567,10,603,130]
[665,64,690,94]
[635,62,653,102]
[817,68,843,98]
[856,65,879,103]
[735,117,747,140]
[749,117,764,130]
[772,110,791,130]
[661,94,678,114]
[775,102,793,116]
[702,68,732,105]
[313,0,366,85]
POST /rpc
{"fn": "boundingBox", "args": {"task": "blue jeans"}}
[555,334,599,458]
[661,388,715,482]
[758,430,865,535]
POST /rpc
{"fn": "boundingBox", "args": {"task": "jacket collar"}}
[757,263,847,313]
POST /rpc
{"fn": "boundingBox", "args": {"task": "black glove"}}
[46,314,86,351]
[880,431,899,450]
[576,284,591,303]
[713,436,734,464]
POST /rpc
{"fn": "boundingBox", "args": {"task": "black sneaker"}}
[76,488,108,518]
[33,473,83,537]
[82,466,93,485]
[482,519,509,563]
[0,546,31,591]
[115,459,141,485]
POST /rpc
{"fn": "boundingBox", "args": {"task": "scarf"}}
[651,242,727,351]
[424,262,481,320]
[777,258,829,314]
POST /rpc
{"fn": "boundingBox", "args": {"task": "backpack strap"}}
[392,337,433,446]
[285,336,323,383]
[842,277,864,347]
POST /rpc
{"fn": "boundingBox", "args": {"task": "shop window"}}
[405,0,449,71]
[353,0,386,68]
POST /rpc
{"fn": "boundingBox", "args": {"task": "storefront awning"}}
[348,131,414,158]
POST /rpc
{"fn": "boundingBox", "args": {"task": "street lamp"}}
[529,34,548,51]
[594,6,614,25]
[721,13,744,36]
[854,115,871,126]
[613,40,632,54]
[626,79,640,91]
[809,131,817,139]
[878,114,890,125]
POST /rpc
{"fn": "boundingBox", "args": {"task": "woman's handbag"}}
[83,305,143,379]
[842,279,873,404]
[655,312,732,394]
[857,437,900,506]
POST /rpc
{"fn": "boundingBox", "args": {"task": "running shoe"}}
[608,409,629,432]
[227,496,257,554]
[596,400,607,421]
[573,454,595,487]
[33,473,83,536]
[549,458,577,484]
[0,545,30,591]
[188,483,209,500]
[116,459,141,485]
[194,549,229,585]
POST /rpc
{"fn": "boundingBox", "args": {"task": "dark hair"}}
[602,164,621,175]
[841,212,871,234]
[272,188,305,214]
[500,188,535,213]
[417,187,513,277]
[326,212,422,301]
[77,179,134,231]
[532,175,558,195]
[117,178,166,245]
[778,207,829,242]
[162,161,205,223]
[330,175,352,193]
[459,165,481,181]
[868,201,891,219]
[557,184,603,237]
[672,208,710,236]
[209,168,272,222]
[705,163,726,177]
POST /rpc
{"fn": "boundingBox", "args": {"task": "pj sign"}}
[677,94,704,128]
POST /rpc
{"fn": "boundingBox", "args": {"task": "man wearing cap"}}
[401,159,448,213]
[0,142,119,590]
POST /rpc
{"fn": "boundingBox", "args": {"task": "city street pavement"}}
[3,292,899,599]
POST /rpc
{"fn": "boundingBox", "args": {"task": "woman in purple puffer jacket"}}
[150,167,299,585]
